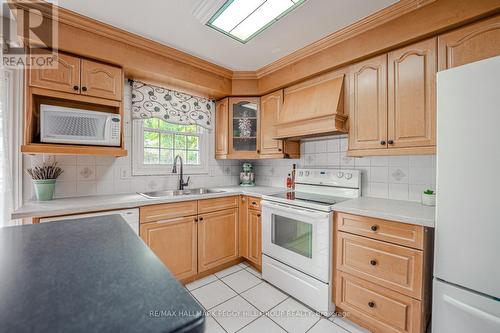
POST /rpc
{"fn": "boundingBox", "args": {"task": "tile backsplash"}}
[252,136,436,202]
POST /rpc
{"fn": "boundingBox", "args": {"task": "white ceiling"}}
[45,0,398,71]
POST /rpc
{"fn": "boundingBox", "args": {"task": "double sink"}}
[139,188,227,199]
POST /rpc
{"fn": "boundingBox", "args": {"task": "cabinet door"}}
[348,54,388,151]
[80,59,123,100]
[239,196,249,259]
[388,38,436,148]
[228,97,260,159]
[215,98,229,158]
[198,208,239,272]
[248,209,262,269]
[438,15,500,71]
[140,217,197,280]
[260,90,283,156]
[29,53,80,93]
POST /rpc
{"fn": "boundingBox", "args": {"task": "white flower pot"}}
[421,193,436,206]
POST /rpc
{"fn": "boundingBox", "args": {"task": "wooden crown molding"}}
[254,0,436,78]
[10,0,233,79]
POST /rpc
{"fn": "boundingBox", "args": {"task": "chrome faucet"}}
[172,155,190,191]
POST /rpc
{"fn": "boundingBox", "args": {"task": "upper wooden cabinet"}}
[388,38,436,149]
[215,95,299,159]
[29,53,123,101]
[215,98,229,158]
[438,15,500,71]
[348,38,437,156]
[260,90,300,159]
[348,54,388,151]
[140,216,198,281]
[80,59,123,100]
[29,53,81,94]
[228,97,260,159]
[197,208,239,273]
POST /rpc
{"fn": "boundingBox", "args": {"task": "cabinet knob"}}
[370,225,378,232]
[278,148,282,152]
[257,149,261,153]
[368,301,375,308]
[380,140,386,145]
[73,85,79,91]
[370,259,377,266]
[194,217,198,222]
[82,86,88,92]
[388,140,394,145]
[252,202,257,205]
[257,214,261,217]
[199,217,204,221]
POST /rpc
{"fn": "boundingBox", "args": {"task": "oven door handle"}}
[261,201,330,219]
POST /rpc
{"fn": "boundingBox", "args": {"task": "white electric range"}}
[261,168,361,314]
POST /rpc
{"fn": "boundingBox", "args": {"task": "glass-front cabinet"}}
[214,95,300,160]
[229,97,259,158]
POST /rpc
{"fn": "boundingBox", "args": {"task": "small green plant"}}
[423,189,434,195]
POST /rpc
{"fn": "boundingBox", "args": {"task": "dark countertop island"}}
[0,216,205,333]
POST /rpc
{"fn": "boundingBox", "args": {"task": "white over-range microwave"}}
[40,104,121,146]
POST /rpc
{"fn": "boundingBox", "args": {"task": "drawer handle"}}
[370,259,377,266]
[370,225,378,232]
[368,301,376,308]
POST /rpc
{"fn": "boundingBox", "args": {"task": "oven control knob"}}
[337,172,344,178]
[305,171,310,176]
[345,173,352,180]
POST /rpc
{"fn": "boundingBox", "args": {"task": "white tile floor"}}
[185,262,372,333]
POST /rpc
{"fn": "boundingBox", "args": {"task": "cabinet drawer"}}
[198,196,238,214]
[248,196,261,210]
[337,232,423,299]
[336,271,421,333]
[140,201,198,223]
[336,212,424,249]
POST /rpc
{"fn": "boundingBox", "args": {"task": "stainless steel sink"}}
[139,188,226,199]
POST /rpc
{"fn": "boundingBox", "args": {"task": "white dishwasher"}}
[39,209,140,235]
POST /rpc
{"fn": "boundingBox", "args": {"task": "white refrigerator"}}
[433,55,500,332]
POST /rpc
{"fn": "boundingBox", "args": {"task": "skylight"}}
[207,0,306,43]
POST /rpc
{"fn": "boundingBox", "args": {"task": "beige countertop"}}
[12,186,286,219]
[333,197,435,228]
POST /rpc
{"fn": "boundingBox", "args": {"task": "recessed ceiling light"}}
[207,0,306,43]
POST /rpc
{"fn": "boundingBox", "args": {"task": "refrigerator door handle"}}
[443,295,500,326]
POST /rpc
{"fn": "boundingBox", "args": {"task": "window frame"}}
[132,119,209,176]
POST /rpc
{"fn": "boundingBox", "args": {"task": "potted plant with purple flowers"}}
[27,160,63,201]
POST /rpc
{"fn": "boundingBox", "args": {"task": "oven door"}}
[261,200,332,282]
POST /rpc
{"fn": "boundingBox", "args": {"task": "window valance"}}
[131,80,214,130]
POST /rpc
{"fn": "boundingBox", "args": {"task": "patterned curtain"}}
[131,80,214,130]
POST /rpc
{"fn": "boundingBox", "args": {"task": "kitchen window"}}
[132,118,208,175]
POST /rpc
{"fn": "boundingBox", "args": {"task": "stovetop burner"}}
[268,191,341,206]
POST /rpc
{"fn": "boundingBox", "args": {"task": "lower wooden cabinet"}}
[239,196,262,271]
[140,216,198,280]
[336,271,422,333]
[334,212,433,333]
[140,196,239,281]
[247,208,262,268]
[198,208,239,272]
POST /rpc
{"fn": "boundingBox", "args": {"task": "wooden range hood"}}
[274,71,347,140]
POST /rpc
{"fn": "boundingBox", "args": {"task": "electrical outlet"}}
[209,167,215,177]
[120,167,130,179]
